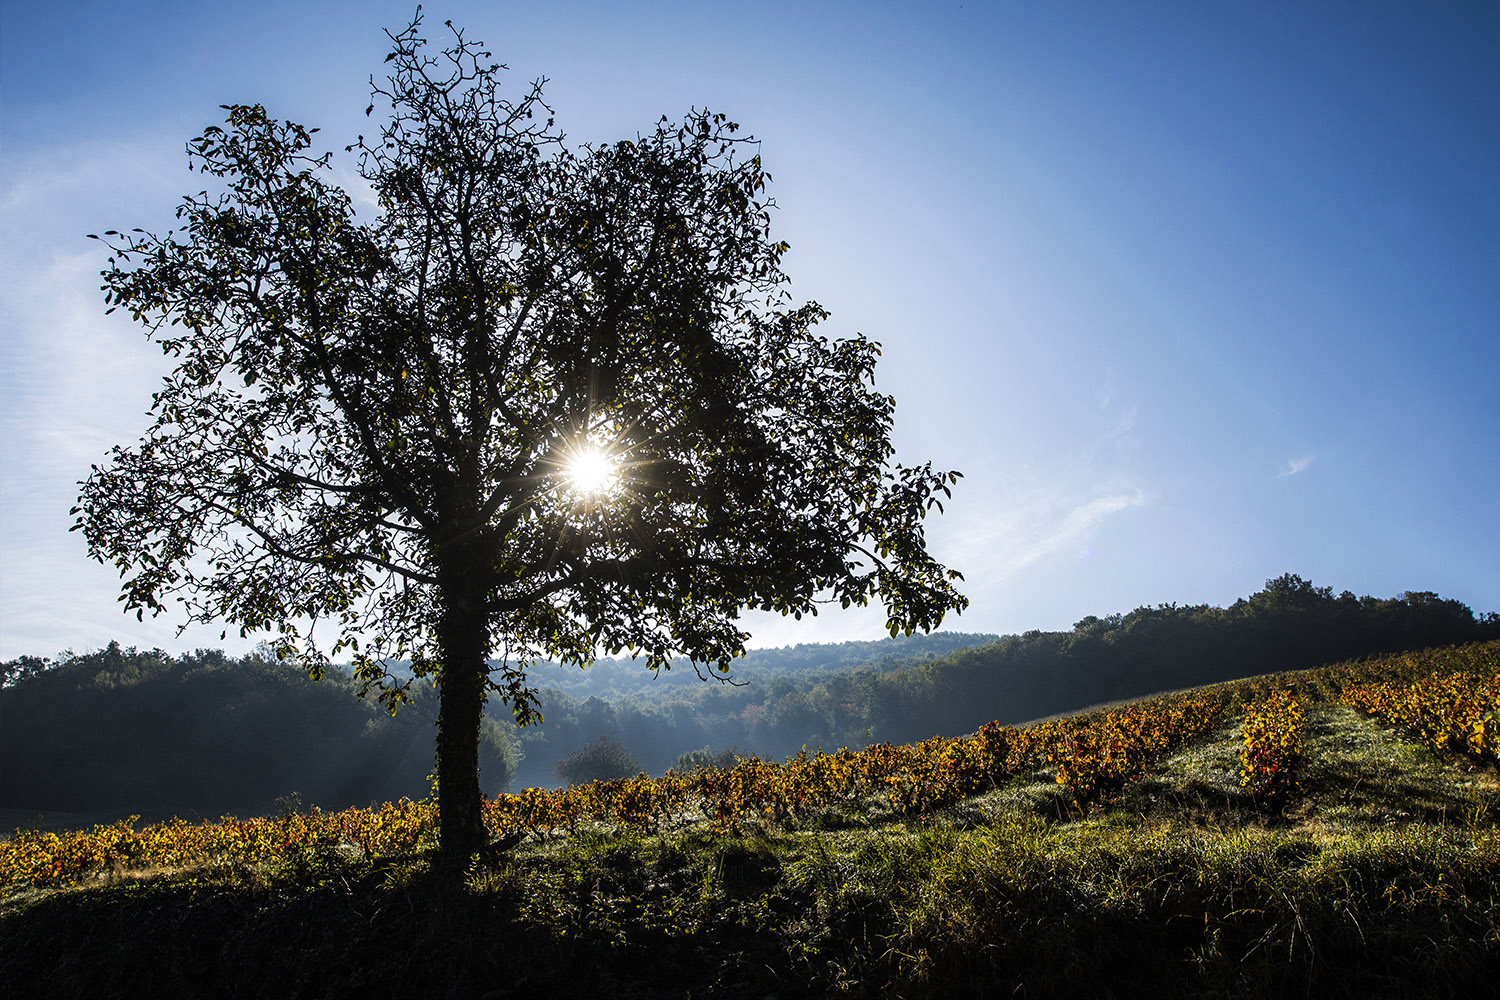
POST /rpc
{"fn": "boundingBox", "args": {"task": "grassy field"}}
[3,649,1497,998]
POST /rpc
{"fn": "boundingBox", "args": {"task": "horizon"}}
[8,574,1490,668]
[2,1,1497,659]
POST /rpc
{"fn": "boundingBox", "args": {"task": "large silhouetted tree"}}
[75,13,965,858]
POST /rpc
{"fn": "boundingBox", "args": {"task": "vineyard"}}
[5,642,1498,893]
[0,692,1247,890]
[1238,688,1307,803]
[3,640,1498,998]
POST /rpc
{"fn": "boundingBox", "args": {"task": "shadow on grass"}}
[6,809,1499,1000]
[0,847,793,1000]
[1297,704,1500,831]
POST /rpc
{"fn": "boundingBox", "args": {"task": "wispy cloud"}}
[0,133,198,656]
[1280,454,1316,477]
[737,483,1151,649]
[932,375,1152,600]
[942,484,1150,587]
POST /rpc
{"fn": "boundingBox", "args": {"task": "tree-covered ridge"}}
[0,644,515,823]
[3,574,1493,812]
[419,629,1000,699]
[511,574,1495,783]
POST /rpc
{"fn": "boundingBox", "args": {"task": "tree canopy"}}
[74,13,965,856]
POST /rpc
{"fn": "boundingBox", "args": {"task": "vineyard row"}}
[4,641,1496,893]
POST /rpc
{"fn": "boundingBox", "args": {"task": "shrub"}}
[674,745,744,771]
[555,737,641,786]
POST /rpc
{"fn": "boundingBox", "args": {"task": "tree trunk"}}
[435,582,491,861]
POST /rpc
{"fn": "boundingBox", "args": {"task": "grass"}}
[4,683,1498,998]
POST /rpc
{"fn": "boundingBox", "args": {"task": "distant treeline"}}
[518,630,1000,701]
[0,646,517,821]
[509,575,1497,783]
[3,574,1495,816]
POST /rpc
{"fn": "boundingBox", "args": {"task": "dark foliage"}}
[507,574,1496,783]
[674,745,746,771]
[0,644,514,822]
[553,736,641,786]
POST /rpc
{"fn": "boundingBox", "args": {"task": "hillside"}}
[0,646,517,828]
[3,641,1497,998]
[3,575,1494,819]
[508,574,1496,785]
[0,634,992,827]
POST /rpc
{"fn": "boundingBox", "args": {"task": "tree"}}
[674,745,744,771]
[554,736,641,786]
[74,13,965,859]
[0,654,52,688]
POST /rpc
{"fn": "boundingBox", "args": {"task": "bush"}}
[674,745,744,771]
[555,737,641,786]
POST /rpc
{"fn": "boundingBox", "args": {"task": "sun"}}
[563,446,620,496]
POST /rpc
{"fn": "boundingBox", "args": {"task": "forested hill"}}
[511,575,1497,784]
[2,574,1495,815]
[853,575,1496,744]
[0,647,518,826]
[500,630,997,699]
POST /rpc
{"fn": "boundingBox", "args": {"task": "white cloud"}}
[946,486,1150,586]
[1281,454,1316,477]
[735,475,1151,650]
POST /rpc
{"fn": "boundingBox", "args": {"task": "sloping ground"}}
[3,661,1497,998]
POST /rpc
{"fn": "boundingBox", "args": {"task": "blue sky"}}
[2,1,1497,659]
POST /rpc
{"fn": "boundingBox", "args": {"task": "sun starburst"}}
[563,446,620,496]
